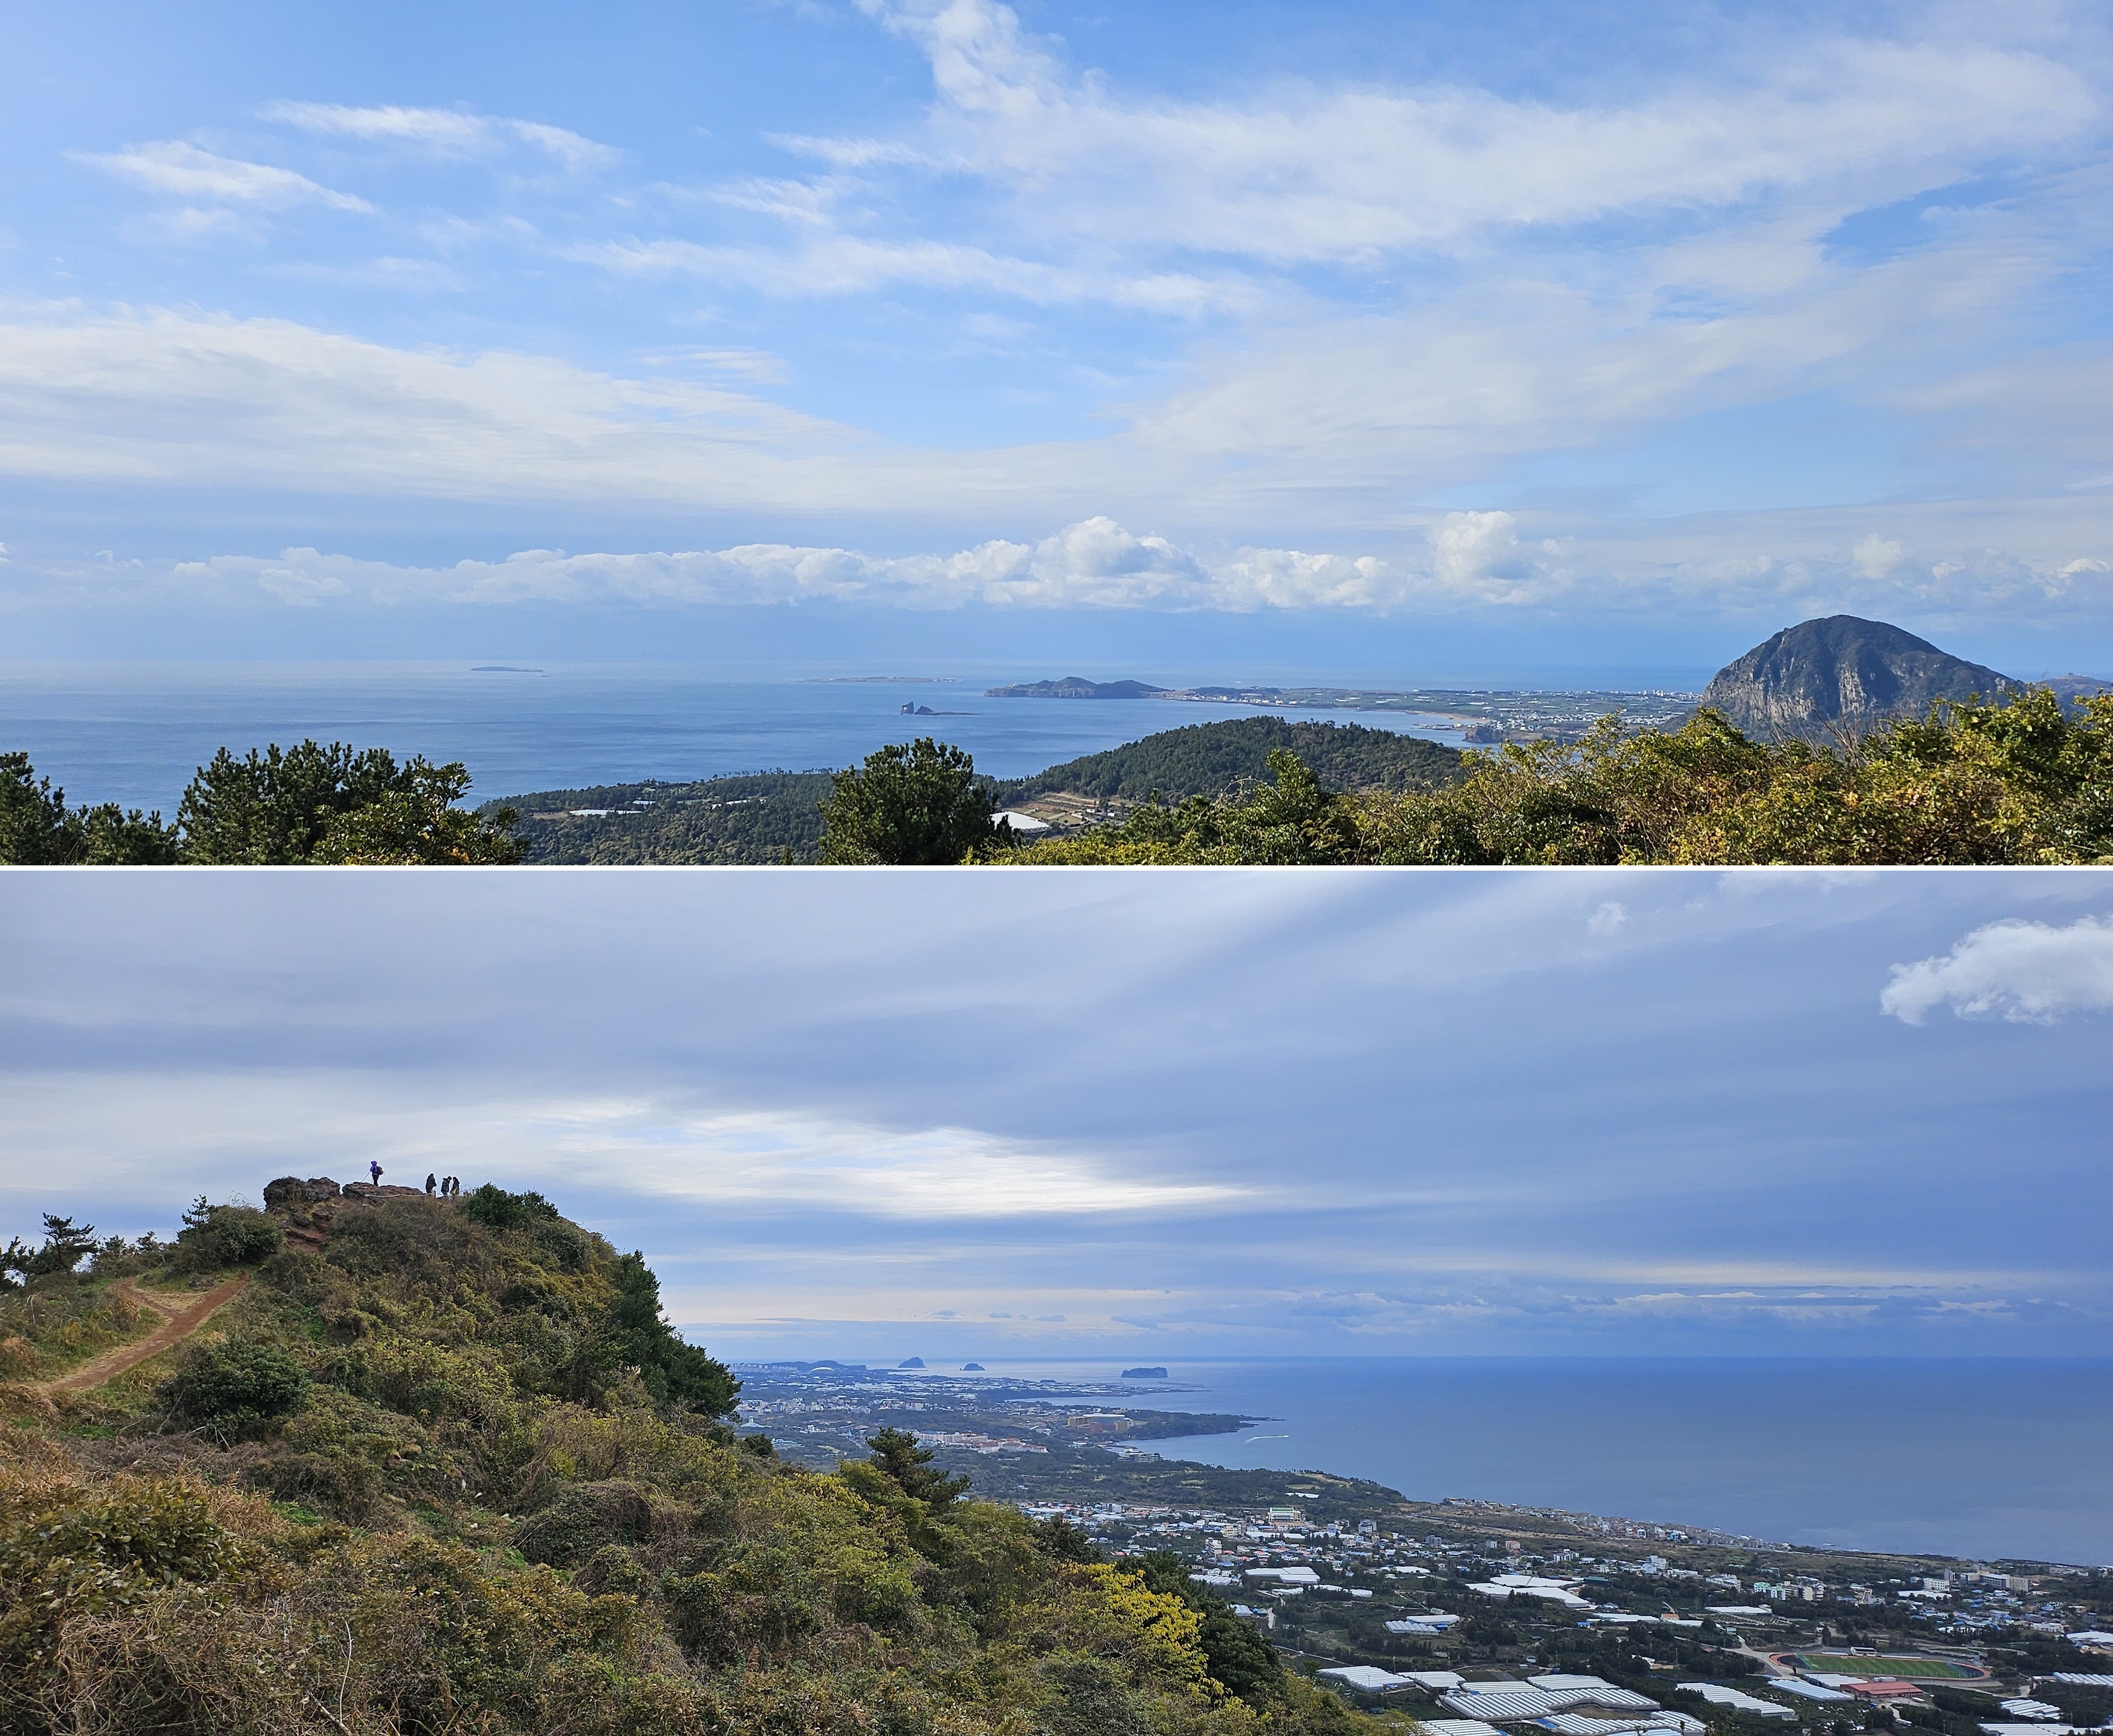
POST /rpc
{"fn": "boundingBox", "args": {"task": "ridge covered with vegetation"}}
[0,1186,1360,1734]
[1002,691,2113,865]
[993,718,1466,805]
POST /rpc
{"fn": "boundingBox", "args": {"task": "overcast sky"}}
[2,0,2109,671]
[4,867,2109,1360]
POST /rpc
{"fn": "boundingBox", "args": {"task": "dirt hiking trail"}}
[41,1275,250,1394]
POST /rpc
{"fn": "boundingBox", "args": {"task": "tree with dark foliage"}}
[0,751,179,864]
[864,1426,972,1510]
[818,736,999,863]
[179,739,519,864]
[1126,1549,1287,1707]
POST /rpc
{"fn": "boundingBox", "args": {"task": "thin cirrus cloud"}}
[1882,916,2113,1025]
[258,100,617,170]
[75,139,373,212]
[827,0,2097,266]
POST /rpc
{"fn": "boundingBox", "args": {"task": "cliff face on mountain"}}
[1700,616,2018,739]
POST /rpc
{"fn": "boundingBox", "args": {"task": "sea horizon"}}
[710,1352,2113,1568]
[0,657,1715,815]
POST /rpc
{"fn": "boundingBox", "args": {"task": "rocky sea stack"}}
[1701,615,2018,740]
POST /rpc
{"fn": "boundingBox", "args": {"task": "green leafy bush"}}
[171,1199,283,1272]
[160,1339,310,1434]
[461,1184,564,1231]
[515,1479,655,1570]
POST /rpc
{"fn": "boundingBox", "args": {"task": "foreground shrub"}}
[160,1339,310,1436]
[172,1199,283,1272]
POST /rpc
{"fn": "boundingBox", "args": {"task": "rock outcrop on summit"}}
[1700,615,2019,739]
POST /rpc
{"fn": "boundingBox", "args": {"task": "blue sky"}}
[2,0,2111,673]
[5,868,2110,1359]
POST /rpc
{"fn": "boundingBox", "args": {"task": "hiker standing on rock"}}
[369,1160,383,1186]
[425,1173,437,1196]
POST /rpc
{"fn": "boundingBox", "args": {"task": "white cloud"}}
[575,232,1241,314]
[260,101,617,170]
[77,141,373,212]
[1427,510,1560,604]
[1881,916,2113,1024]
[0,1071,1248,1224]
[164,519,1401,611]
[524,1103,1252,1218]
[1588,902,1630,937]
[32,511,2113,621]
[1853,535,1908,580]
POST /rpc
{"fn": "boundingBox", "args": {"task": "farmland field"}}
[1794,1656,1972,1679]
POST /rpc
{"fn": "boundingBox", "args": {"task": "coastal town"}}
[734,1361,2113,1730]
[1022,1491,2113,1730]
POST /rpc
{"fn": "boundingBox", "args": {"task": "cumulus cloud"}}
[260,101,616,170]
[1426,510,1565,604]
[1853,535,1908,580]
[1881,916,2113,1025]
[76,141,373,211]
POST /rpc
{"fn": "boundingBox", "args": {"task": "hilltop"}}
[0,1183,1360,1735]
[1699,617,2019,739]
[999,717,1467,806]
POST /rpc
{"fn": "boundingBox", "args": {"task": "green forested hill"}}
[492,771,835,864]
[0,1187,1360,1735]
[1001,717,1467,803]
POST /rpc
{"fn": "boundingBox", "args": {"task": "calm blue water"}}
[942,1357,2113,1565]
[0,662,1478,813]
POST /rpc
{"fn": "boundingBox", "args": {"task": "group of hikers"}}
[362,1160,465,1198]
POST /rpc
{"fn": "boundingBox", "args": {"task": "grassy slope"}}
[0,1191,1363,1736]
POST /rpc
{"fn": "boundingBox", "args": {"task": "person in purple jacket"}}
[369,1160,382,1186]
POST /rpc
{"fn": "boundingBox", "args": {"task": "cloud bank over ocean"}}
[5,870,2108,1358]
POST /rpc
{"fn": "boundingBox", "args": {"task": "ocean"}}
[938,1357,2113,1565]
[0,661,1478,814]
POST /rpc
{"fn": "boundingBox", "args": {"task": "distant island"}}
[1121,1365,1169,1379]
[805,675,958,684]
[986,676,1170,698]
[470,664,545,674]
